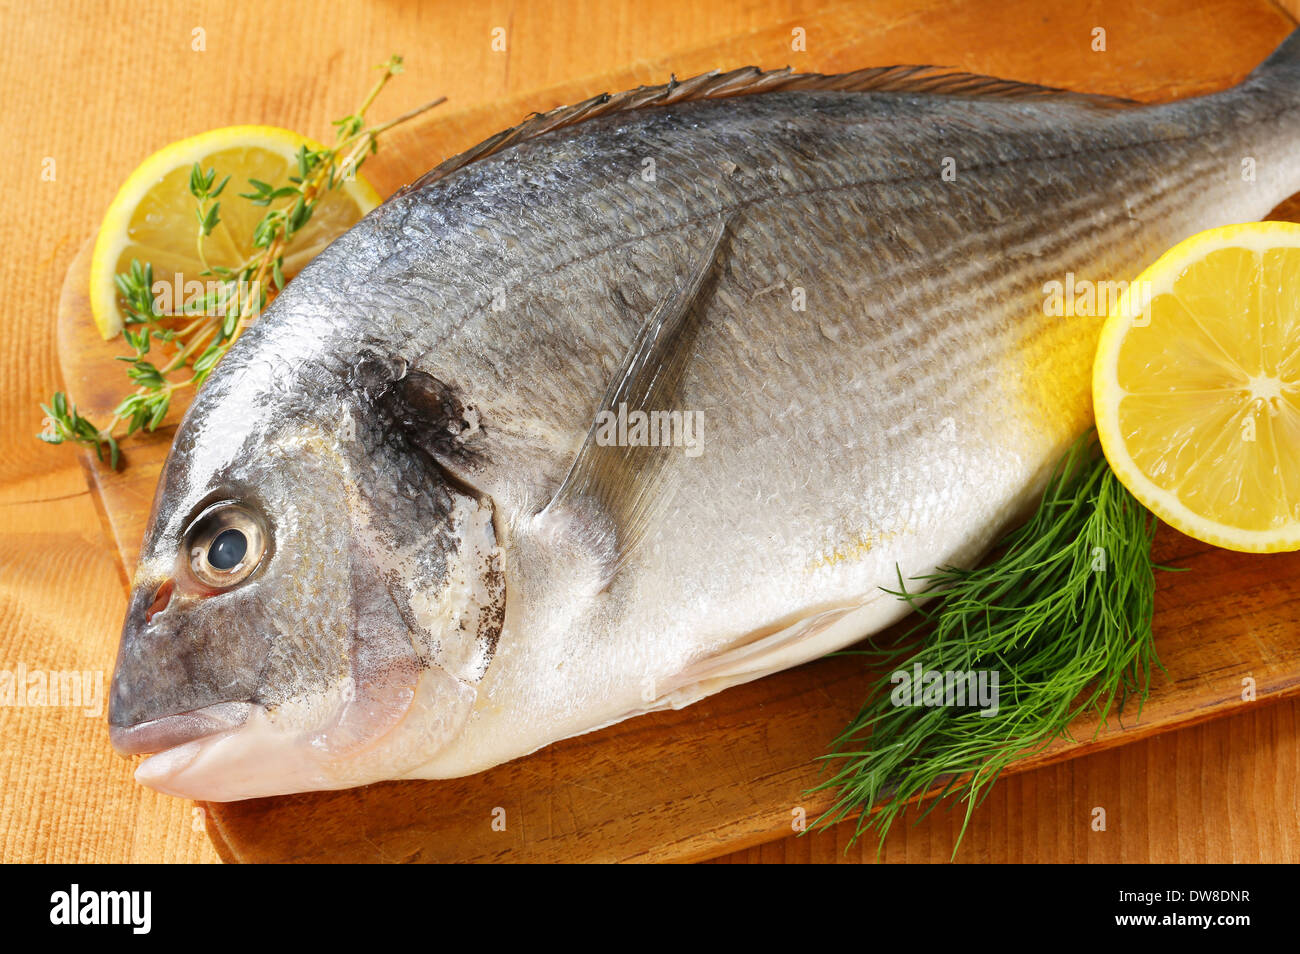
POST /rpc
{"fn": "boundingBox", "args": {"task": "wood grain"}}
[5,0,1300,863]
[710,693,1300,862]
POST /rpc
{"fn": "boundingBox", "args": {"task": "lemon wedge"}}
[90,124,381,339]
[1094,221,1300,553]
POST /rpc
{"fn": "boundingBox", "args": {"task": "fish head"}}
[108,345,505,800]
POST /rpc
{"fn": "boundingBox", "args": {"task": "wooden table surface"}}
[3,0,1298,864]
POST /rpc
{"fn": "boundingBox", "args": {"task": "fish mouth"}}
[109,701,251,756]
[110,666,478,801]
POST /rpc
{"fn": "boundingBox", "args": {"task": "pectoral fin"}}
[539,214,732,584]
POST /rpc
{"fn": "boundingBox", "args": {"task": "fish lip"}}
[109,701,252,756]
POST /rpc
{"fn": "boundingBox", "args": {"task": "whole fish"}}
[109,34,1300,799]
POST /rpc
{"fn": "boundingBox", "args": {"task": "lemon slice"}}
[90,125,381,339]
[1094,221,1300,553]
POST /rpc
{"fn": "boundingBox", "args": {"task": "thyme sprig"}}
[812,433,1171,855]
[39,56,445,467]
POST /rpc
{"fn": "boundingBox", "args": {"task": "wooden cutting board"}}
[58,0,1300,862]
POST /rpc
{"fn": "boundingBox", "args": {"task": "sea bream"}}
[109,33,1300,799]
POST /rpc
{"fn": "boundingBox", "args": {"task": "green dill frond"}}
[810,431,1168,856]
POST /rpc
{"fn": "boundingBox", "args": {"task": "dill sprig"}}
[39,56,445,468]
[811,432,1169,855]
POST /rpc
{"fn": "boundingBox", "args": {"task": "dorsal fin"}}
[399,65,1137,195]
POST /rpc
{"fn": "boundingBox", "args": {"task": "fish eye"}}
[183,502,267,589]
[209,529,247,570]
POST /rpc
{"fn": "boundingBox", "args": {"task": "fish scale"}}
[107,36,1300,798]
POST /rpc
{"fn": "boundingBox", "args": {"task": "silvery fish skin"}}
[109,35,1300,799]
